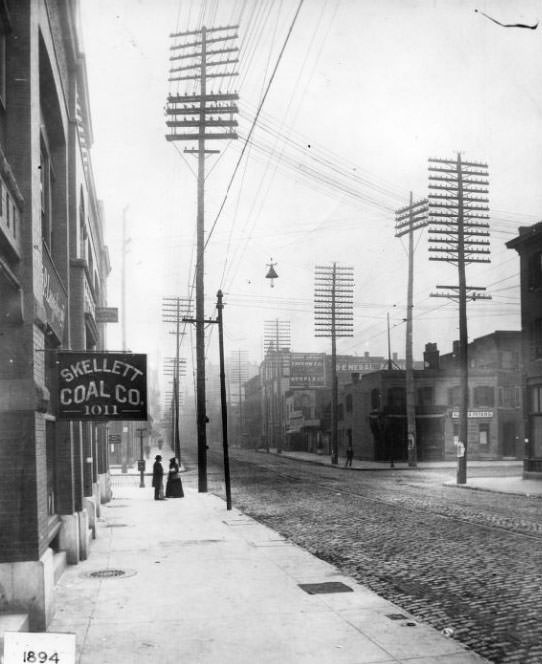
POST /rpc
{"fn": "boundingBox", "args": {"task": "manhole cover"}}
[386,613,408,621]
[90,569,126,578]
[298,582,353,595]
[83,568,137,579]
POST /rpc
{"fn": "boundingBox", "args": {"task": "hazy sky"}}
[79,0,542,405]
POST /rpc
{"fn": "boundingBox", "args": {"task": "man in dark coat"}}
[152,455,165,500]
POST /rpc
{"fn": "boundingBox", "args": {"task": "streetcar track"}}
[225,456,542,542]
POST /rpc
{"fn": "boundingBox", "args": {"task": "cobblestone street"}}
[197,449,542,664]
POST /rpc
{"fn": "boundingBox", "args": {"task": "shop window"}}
[473,385,494,407]
[479,423,490,446]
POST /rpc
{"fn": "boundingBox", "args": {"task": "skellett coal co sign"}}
[57,352,147,420]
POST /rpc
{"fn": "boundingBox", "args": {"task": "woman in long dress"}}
[165,457,184,498]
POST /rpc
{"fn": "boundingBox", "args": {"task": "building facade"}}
[0,0,110,629]
[507,223,542,477]
[339,333,522,463]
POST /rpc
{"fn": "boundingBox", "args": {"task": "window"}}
[479,423,490,446]
[500,386,520,408]
[0,14,6,108]
[473,386,494,407]
[345,394,353,413]
[387,386,405,409]
[528,251,542,290]
[448,385,461,406]
[371,388,380,410]
[531,385,542,413]
[500,350,518,370]
[533,318,542,359]
[417,386,433,407]
[79,194,87,260]
[40,134,54,251]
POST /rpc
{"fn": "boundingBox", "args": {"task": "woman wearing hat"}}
[165,457,184,498]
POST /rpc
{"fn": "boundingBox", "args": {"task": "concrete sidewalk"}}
[48,485,489,664]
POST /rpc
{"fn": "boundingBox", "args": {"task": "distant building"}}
[339,332,522,462]
[257,350,410,452]
[507,223,542,478]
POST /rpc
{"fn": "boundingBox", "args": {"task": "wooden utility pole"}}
[162,297,191,461]
[314,264,354,465]
[264,320,291,452]
[120,206,130,474]
[395,194,429,467]
[216,291,232,510]
[428,154,490,484]
[166,26,239,492]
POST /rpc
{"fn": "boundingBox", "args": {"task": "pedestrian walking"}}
[152,455,166,500]
[165,457,184,498]
[345,444,354,468]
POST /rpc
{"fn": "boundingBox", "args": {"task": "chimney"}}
[364,351,369,358]
[452,340,460,357]
[424,342,440,370]
[351,372,360,384]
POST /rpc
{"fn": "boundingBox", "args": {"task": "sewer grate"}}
[298,582,353,595]
[386,613,408,621]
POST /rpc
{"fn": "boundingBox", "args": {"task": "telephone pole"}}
[166,25,239,492]
[314,264,354,465]
[395,194,429,467]
[264,320,291,453]
[428,154,490,484]
[162,297,191,462]
[228,350,248,446]
[120,206,131,474]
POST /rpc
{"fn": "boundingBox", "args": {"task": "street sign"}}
[95,307,119,323]
[56,352,147,420]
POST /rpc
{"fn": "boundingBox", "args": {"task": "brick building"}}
[0,1,110,629]
[507,223,542,478]
[339,332,522,462]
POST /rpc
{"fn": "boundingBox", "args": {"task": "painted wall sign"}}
[95,307,119,323]
[290,353,326,387]
[451,410,494,419]
[56,352,147,420]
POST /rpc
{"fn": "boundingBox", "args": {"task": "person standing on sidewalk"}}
[152,455,165,500]
[345,443,354,468]
[165,457,184,498]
